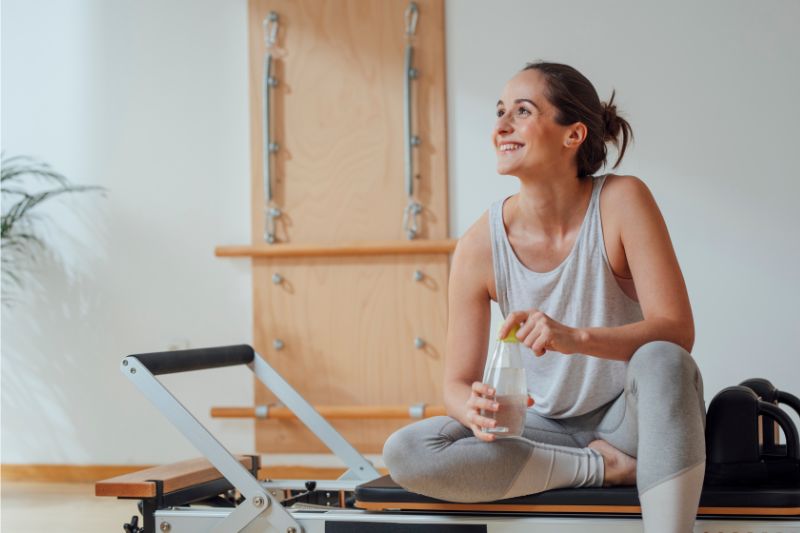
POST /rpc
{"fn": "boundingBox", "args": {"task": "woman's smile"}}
[498,142,525,153]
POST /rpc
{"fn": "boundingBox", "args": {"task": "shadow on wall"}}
[1,197,112,463]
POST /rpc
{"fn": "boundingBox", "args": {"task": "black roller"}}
[127,344,254,375]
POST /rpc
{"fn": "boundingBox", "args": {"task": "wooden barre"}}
[214,239,457,258]
[211,405,447,420]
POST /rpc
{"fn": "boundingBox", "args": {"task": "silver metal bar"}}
[154,508,800,533]
[261,479,361,491]
[263,52,273,206]
[403,42,415,199]
[263,12,280,244]
[122,357,301,533]
[251,352,381,481]
[402,2,421,240]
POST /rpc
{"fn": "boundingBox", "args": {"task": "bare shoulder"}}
[452,210,494,298]
[600,174,661,224]
[456,210,492,256]
[601,174,654,205]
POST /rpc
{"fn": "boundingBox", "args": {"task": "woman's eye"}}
[496,109,505,118]
[517,107,531,116]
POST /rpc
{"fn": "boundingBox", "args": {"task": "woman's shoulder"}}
[601,173,651,198]
[600,174,657,215]
[451,209,497,299]
[455,209,493,260]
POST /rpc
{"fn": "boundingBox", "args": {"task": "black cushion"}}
[355,475,800,516]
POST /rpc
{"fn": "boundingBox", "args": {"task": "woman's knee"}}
[628,341,702,394]
[383,416,460,490]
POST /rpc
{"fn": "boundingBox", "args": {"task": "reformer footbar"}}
[98,344,800,533]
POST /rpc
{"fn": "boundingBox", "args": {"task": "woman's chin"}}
[496,164,517,176]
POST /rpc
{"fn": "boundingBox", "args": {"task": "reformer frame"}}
[104,344,800,533]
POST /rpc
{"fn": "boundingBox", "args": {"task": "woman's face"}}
[492,69,574,177]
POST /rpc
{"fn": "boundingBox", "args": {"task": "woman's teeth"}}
[499,143,523,152]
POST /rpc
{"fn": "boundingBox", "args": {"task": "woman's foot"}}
[588,439,637,487]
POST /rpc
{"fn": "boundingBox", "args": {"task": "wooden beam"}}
[211,404,447,420]
[215,239,457,258]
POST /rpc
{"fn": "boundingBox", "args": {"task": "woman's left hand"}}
[499,310,583,356]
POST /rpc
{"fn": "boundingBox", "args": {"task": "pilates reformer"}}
[96,344,800,532]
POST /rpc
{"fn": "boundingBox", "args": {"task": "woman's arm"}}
[580,175,694,357]
[499,176,694,362]
[442,213,496,429]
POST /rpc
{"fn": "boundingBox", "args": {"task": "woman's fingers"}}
[498,311,528,339]
[529,326,551,356]
[471,381,494,396]
[467,381,499,441]
[469,382,498,408]
[471,426,497,442]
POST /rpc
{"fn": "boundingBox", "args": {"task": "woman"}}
[383,61,707,533]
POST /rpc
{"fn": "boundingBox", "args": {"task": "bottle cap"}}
[500,324,520,343]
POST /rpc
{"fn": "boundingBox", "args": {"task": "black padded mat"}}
[355,475,800,511]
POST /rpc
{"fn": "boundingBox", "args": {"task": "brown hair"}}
[522,61,633,177]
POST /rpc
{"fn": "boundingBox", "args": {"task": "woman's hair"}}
[522,61,633,177]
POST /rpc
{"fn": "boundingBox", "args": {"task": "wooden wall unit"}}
[247,0,448,243]
[253,254,449,452]
[232,0,452,453]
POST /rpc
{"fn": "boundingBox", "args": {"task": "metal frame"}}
[152,507,800,533]
[122,348,380,533]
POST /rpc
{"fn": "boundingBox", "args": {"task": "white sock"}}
[501,438,605,498]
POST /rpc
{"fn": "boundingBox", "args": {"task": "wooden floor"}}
[2,482,139,532]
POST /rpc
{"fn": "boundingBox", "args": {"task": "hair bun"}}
[602,91,620,139]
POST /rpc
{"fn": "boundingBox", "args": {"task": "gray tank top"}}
[489,174,644,419]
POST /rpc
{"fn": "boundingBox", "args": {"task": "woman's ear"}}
[565,122,587,148]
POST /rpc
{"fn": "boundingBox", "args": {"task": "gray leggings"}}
[383,341,706,507]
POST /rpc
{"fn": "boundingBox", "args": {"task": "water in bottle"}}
[481,325,528,437]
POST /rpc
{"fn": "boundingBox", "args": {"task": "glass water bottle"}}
[481,325,528,437]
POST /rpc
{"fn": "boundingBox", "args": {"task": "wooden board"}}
[95,456,255,498]
[253,254,448,453]
[248,0,448,244]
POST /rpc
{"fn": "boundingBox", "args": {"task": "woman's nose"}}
[495,113,513,135]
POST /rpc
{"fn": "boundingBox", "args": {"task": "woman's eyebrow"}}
[496,98,540,110]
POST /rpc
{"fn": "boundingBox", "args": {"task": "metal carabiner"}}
[264,11,279,48]
[405,2,418,38]
[403,200,422,240]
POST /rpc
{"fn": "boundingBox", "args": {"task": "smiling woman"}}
[384,61,706,533]
[493,61,633,180]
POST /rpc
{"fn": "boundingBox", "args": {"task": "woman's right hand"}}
[466,381,500,442]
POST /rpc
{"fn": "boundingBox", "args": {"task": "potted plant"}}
[1,154,106,305]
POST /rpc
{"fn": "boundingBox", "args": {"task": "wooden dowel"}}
[211,405,447,420]
[214,239,457,258]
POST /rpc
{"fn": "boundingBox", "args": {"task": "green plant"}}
[1,154,106,303]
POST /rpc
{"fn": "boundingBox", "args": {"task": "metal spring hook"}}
[264,11,279,48]
[405,3,418,38]
[403,201,423,240]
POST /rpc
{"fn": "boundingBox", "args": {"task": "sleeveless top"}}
[489,174,644,419]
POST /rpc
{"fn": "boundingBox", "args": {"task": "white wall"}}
[1,0,255,464]
[1,0,798,465]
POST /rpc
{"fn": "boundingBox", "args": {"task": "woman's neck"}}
[509,172,593,240]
